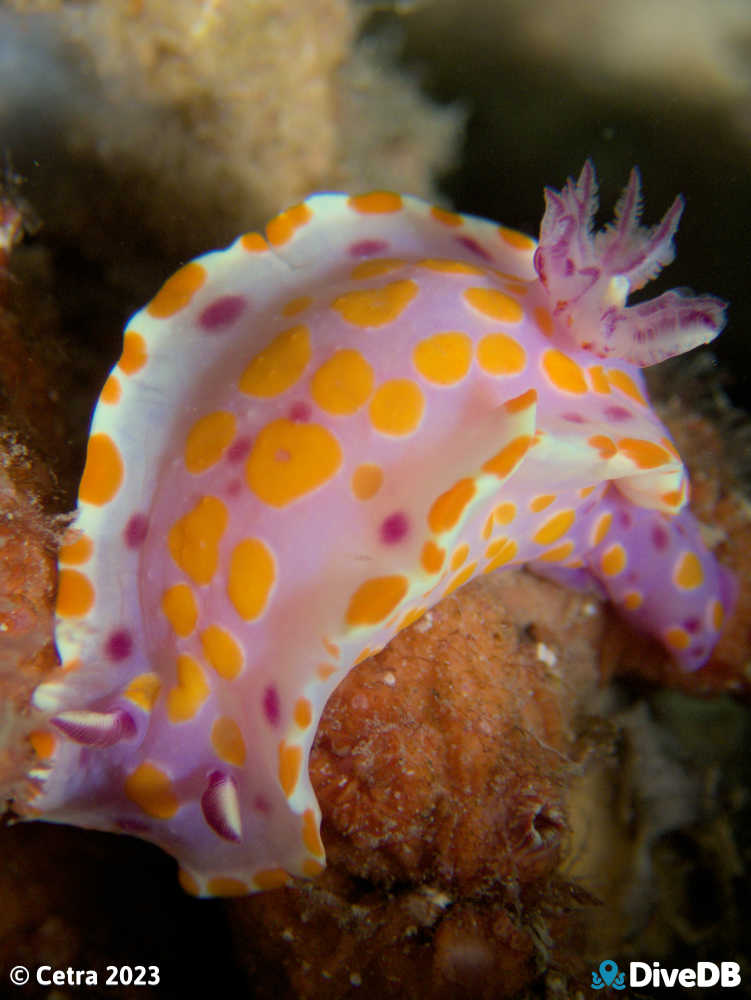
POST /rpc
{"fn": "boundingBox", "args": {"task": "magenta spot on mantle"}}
[455,235,493,262]
[380,511,409,544]
[253,795,271,814]
[652,523,669,551]
[604,405,633,422]
[226,479,243,497]
[227,436,251,463]
[263,685,280,726]
[683,616,701,634]
[561,412,586,423]
[199,295,247,331]
[106,629,133,662]
[289,401,312,422]
[124,513,148,548]
[349,239,389,258]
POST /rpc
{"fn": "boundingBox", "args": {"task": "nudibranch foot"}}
[27,164,734,895]
[534,160,726,365]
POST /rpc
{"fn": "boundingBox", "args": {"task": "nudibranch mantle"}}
[30,163,734,896]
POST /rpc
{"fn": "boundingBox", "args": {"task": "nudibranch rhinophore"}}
[29,162,735,896]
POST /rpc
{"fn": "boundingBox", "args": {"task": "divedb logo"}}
[591,959,742,990]
[592,961,625,990]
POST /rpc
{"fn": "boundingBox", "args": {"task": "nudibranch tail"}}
[534,159,726,366]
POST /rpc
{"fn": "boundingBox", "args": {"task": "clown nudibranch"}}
[29,162,734,896]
